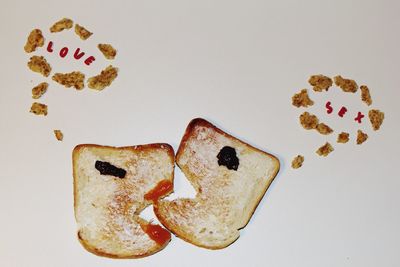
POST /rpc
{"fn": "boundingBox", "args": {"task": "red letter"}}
[84,56,95,66]
[325,101,333,114]
[354,112,365,123]
[59,47,69,58]
[338,106,348,117]
[73,48,85,60]
[47,41,54,53]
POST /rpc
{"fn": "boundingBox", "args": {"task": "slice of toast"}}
[73,144,174,258]
[154,118,280,249]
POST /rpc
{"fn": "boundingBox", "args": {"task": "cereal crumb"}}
[54,130,63,141]
[368,109,384,131]
[30,102,47,116]
[299,112,319,130]
[360,85,372,106]
[75,24,93,40]
[308,74,333,92]
[24,29,44,53]
[356,130,368,145]
[98,44,117,60]
[52,71,85,90]
[337,132,350,143]
[316,142,334,156]
[88,65,118,90]
[316,123,333,135]
[32,82,48,99]
[50,18,73,32]
[292,89,314,108]
[291,155,304,169]
[27,56,52,77]
[334,75,358,93]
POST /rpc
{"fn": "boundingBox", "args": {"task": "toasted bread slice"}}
[154,118,280,249]
[73,144,174,258]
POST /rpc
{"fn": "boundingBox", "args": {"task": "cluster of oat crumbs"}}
[334,75,358,93]
[292,89,314,108]
[27,56,52,77]
[52,71,85,90]
[308,75,333,92]
[291,155,304,169]
[32,82,48,99]
[356,130,368,145]
[88,65,118,90]
[24,29,44,53]
[53,130,63,141]
[30,102,47,116]
[337,132,350,143]
[75,24,93,40]
[98,44,117,59]
[316,142,334,157]
[299,112,319,130]
[50,18,73,32]
[360,85,372,106]
[368,109,384,131]
[316,123,333,135]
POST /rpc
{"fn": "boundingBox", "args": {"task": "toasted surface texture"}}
[73,144,174,258]
[154,118,280,249]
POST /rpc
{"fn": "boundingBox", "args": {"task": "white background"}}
[0,0,399,266]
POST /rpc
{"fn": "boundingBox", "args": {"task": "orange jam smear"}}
[141,223,171,246]
[144,180,173,202]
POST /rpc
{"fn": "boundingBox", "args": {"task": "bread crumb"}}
[292,89,314,108]
[308,74,333,92]
[75,24,92,40]
[50,18,73,32]
[334,75,358,93]
[316,123,333,135]
[54,130,63,141]
[337,132,349,143]
[30,102,47,116]
[291,155,304,169]
[88,65,118,90]
[316,142,334,156]
[27,56,52,77]
[360,85,372,106]
[52,71,85,90]
[24,29,44,53]
[299,112,319,130]
[368,109,384,131]
[32,82,48,99]
[98,44,117,60]
[356,130,368,145]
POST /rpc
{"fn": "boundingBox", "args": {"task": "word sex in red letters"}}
[325,101,365,124]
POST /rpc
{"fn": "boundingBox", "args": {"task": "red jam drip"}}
[144,180,173,202]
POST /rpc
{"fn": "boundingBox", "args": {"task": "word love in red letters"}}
[46,41,95,66]
[325,101,365,124]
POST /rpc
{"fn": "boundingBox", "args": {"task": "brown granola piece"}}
[98,44,117,59]
[308,74,333,92]
[299,112,319,130]
[334,75,358,93]
[88,65,118,90]
[291,155,304,169]
[50,18,73,32]
[24,29,44,53]
[292,89,314,108]
[316,142,334,157]
[316,123,333,135]
[30,102,47,116]
[52,71,85,90]
[32,82,48,99]
[75,24,93,40]
[337,132,350,143]
[27,56,52,77]
[54,130,63,141]
[368,109,384,131]
[356,130,368,145]
[360,85,372,106]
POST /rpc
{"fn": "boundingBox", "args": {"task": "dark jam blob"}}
[95,160,126,178]
[217,146,239,171]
